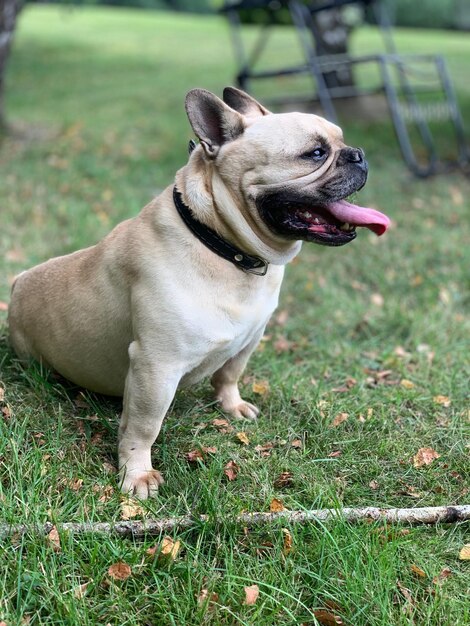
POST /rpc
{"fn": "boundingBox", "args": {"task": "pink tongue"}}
[326,200,391,236]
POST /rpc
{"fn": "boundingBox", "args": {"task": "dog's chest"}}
[179,280,281,386]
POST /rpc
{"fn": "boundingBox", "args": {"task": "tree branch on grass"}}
[1,505,468,540]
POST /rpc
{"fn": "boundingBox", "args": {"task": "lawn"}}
[0,5,469,625]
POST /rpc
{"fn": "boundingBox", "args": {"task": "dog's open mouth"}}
[267,198,391,246]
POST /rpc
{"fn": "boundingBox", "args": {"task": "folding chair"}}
[221,0,470,177]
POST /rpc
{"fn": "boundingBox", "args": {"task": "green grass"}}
[1,5,469,625]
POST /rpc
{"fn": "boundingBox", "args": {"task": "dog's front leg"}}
[118,340,181,499]
[211,332,264,420]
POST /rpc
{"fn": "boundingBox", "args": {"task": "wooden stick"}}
[1,505,468,539]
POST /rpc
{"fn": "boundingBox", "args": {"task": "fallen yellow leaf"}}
[158,536,181,562]
[236,431,250,445]
[410,564,426,578]
[400,379,415,389]
[269,498,285,512]
[120,498,144,520]
[458,544,470,560]
[252,380,270,395]
[433,395,451,407]
[282,528,293,555]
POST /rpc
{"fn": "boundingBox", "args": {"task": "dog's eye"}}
[302,147,327,160]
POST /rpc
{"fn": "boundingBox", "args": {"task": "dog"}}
[8,87,390,498]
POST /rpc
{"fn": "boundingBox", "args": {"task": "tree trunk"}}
[312,8,354,90]
[0,0,21,131]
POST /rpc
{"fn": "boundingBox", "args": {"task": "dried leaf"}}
[252,380,270,395]
[158,536,181,562]
[323,599,345,613]
[274,335,292,353]
[396,580,414,606]
[2,405,11,419]
[331,412,349,427]
[269,498,285,512]
[400,379,415,389]
[275,310,289,326]
[370,293,384,307]
[433,567,452,584]
[224,460,239,481]
[102,462,116,474]
[107,562,132,581]
[369,480,379,490]
[255,442,274,456]
[68,478,84,492]
[202,446,217,454]
[332,377,357,393]
[413,447,440,468]
[243,584,259,606]
[236,431,250,445]
[433,395,451,407]
[397,483,421,498]
[328,450,342,458]
[46,526,61,552]
[186,449,204,463]
[274,471,293,488]
[312,609,343,625]
[282,528,293,555]
[410,564,426,578]
[0,302,8,312]
[74,393,91,409]
[73,581,91,599]
[120,498,144,520]
[98,485,114,503]
[212,418,233,433]
[290,439,302,449]
[458,544,470,560]
[198,588,219,606]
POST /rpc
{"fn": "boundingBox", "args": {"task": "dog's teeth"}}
[340,222,350,231]
[300,211,312,219]
[313,217,320,224]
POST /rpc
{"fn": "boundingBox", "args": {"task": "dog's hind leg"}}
[211,331,264,420]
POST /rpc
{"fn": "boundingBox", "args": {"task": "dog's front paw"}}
[225,400,260,420]
[120,468,164,499]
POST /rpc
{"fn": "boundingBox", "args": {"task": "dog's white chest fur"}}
[146,263,284,388]
[180,294,277,386]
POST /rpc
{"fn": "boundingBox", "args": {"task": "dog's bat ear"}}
[185,89,244,158]
[223,87,271,117]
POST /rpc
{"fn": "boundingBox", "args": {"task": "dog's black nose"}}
[338,147,367,170]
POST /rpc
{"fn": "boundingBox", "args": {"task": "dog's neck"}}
[174,154,301,266]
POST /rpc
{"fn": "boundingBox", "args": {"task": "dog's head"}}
[185,87,389,249]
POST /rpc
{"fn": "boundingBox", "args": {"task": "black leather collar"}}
[173,186,269,276]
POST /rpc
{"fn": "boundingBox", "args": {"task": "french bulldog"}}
[8,87,390,498]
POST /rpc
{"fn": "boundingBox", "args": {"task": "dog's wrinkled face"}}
[185,88,389,247]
